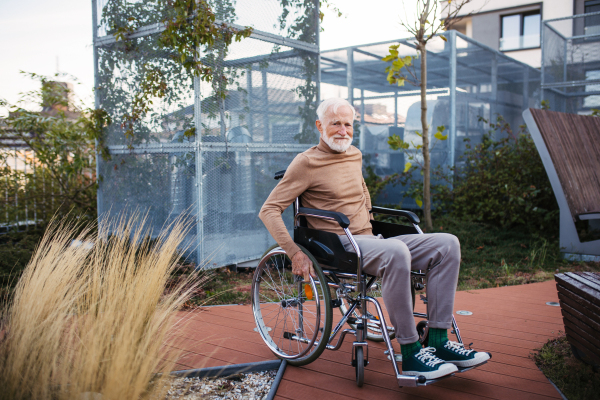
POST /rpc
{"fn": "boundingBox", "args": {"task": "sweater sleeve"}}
[258,154,311,259]
[362,178,372,210]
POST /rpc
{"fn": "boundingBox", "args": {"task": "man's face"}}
[315,105,354,152]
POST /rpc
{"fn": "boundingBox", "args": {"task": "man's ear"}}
[315,119,323,135]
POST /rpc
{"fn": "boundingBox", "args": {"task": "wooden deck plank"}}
[171,280,562,399]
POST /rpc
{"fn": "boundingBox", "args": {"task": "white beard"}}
[323,135,352,152]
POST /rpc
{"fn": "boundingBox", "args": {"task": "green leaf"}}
[440,35,448,42]
[403,162,412,173]
[434,132,448,140]
[415,198,423,208]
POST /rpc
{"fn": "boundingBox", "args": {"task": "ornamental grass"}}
[0,213,203,400]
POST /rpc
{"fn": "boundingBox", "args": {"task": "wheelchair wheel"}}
[337,277,398,342]
[252,245,332,366]
[355,346,364,387]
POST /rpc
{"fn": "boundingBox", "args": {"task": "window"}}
[500,11,541,51]
[585,0,600,35]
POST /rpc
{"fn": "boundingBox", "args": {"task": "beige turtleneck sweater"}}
[258,138,373,259]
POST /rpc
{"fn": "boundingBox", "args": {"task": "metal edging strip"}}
[170,359,282,379]
[266,360,287,400]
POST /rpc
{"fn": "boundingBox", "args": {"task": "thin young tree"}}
[384,0,476,230]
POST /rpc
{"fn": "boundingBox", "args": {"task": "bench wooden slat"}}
[580,271,600,286]
[554,273,600,308]
[565,330,600,366]
[557,287,600,326]
[561,309,600,352]
[560,301,600,333]
[564,272,600,294]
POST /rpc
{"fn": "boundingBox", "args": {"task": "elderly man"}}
[258,98,490,379]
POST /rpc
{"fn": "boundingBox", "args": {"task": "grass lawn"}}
[533,335,600,400]
[429,216,600,290]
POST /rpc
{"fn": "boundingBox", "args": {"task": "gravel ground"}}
[165,370,278,400]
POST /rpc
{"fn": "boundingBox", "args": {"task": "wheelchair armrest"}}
[370,206,420,225]
[297,207,351,229]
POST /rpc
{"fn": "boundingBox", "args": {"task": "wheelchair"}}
[251,170,473,388]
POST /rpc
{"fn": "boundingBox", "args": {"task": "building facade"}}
[455,0,595,68]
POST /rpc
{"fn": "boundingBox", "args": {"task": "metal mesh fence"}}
[94,0,319,267]
[542,12,600,113]
[321,31,541,208]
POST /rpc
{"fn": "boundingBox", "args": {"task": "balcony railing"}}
[499,34,540,51]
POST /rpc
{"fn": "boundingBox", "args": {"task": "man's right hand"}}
[291,251,316,282]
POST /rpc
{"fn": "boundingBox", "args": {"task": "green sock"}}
[428,328,449,348]
[401,340,422,359]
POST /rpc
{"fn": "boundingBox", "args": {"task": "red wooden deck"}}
[168,280,564,399]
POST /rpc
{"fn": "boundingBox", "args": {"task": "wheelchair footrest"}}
[416,373,455,387]
[396,372,455,387]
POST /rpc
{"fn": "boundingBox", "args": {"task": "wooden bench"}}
[555,272,600,366]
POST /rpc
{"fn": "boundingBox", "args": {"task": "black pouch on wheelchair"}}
[294,226,359,273]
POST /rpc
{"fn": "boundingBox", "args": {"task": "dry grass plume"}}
[0,213,204,400]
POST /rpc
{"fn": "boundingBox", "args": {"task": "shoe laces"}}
[415,347,445,367]
[444,340,474,356]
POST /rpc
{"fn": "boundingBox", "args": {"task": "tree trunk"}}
[420,45,432,231]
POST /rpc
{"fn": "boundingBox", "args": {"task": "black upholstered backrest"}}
[371,220,419,238]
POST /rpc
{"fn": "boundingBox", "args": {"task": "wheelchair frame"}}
[252,173,473,388]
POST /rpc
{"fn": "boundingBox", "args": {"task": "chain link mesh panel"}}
[94,0,319,267]
[321,32,540,209]
[543,14,600,113]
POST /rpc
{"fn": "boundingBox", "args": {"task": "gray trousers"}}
[340,233,460,345]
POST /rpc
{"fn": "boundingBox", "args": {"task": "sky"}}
[0,0,415,113]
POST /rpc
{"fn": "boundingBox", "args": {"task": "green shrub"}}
[371,115,559,236]
[449,116,559,234]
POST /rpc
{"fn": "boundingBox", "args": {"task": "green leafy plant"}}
[382,0,476,230]
[448,115,559,232]
[1,73,108,224]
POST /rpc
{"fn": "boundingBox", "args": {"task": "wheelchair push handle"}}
[297,207,351,229]
[274,169,286,180]
[370,206,420,225]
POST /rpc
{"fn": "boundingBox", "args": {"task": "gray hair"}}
[316,98,356,122]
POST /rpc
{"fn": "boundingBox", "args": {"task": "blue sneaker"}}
[402,347,458,379]
[435,340,491,368]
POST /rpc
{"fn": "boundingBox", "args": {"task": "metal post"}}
[194,49,204,267]
[491,53,498,137]
[92,0,102,220]
[563,38,568,83]
[14,149,18,230]
[33,151,36,225]
[360,89,365,151]
[24,150,27,230]
[394,91,398,128]
[315,0,321,103]
[523,67,530,110]
[262,70,270,142]
[246,67,254,138]
[449,30,457,172]
[346,48,354,105]
[541,22,545,105]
